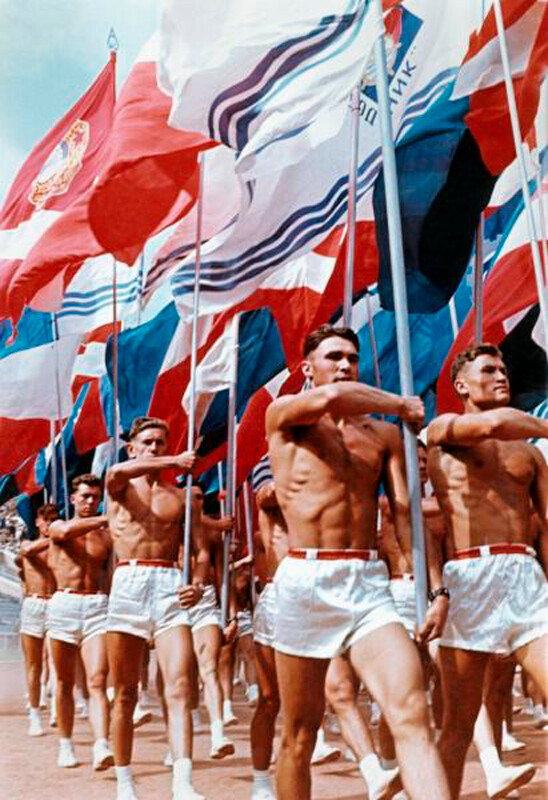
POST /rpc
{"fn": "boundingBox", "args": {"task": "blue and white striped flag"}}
[159,0,380,178]
[170,0,480,318]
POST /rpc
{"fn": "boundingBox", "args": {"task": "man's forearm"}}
[327,382,407,418]
[488,408,548,441]
[22,539,50,557]
[49,516,107,542]
[108,456,184,484]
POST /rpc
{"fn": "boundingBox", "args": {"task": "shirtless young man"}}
[105,416,208,800]
[427,343,548,799]
[19,503,58,737]
[266,324,450,800]
[48,474,113,771]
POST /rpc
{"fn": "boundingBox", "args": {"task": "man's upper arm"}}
[531,447,548,529]
[266,389,333,433]
[382,425,411,555]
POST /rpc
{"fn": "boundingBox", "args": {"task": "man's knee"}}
[87,668,108,693]
[57,678,74,697]
[280,722,318,762]
[385,685,429,737]
[326,675,355,711]
[257,686,280,719]
[164,673,192,705]
[114,683,139,710]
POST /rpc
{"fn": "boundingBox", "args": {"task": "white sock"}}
[316,727,326,745]
[59,737,72,748]
[115,765,133,786]
[253,768,272,788]
[479,745,502,776]
[360,753,387,790]
[95,737,108,747]
[192,708,202,726]
[29,707,41,721]
[211,718,224,746]
[173,757,192,785]
[380,757,398,770]
[223,699,233,716]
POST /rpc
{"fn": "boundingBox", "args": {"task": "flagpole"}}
[243,477,256,606]
[111,257,120,464]
[534,160,548,283]
[365,291,382,390]
[373,0,427,626]
[492,0,548,346]
[50,314,70,521]
[182,153,206,586]
[473,215,484,342]
[342,85,361,328]
[448,297,459,340]
[221,313,240,628]
[49,418,58,505]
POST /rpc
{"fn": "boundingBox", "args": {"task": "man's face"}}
[454,354,510,409]
[303,336,359,387]
[71,484,102,518]
[35,512,58,538]
[128,426,168,459]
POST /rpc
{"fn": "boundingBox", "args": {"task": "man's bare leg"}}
[350,624,449,800]
[192,624,234,758]
[239,633,259,704]
[483,657,515,752]
[251,642,279,798]
[219,640,237,724]
[50,638,80,767]
[108,632,145,764]
[81,632,113,769]
[155,624,202,799]
[437,645,488,799]
[275,651,328,800]
[326,655,401,799]
[22,634,44,736]
[515,635,548,703]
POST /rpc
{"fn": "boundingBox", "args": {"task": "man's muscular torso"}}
[269,415,398,550]
[108,477,185,560]
[49,528,111,591]
[428,439,540,552]
[21,545,56,596]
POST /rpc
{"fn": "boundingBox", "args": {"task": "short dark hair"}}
[416,439,427,451]
[71,473,102,492]
[127,416,170,441]
[303,324,360,357]
[450,343,503,383]
[36,503,59,520]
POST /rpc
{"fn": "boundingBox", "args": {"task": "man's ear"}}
[301,358,313,380]
[453,375,468,400]
[126,442,136,459]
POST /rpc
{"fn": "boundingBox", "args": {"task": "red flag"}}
[2,37,214,326]
[0,55,116,326]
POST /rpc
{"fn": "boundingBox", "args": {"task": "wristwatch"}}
[428,586,450,602]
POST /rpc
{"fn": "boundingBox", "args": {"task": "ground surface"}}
[0,655,546,799]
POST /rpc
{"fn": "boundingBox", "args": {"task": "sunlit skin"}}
[427,352,548,799]
[266,334,450,800]
[20,509,58,712]
[47,482,112,751]
[105,423,207,770]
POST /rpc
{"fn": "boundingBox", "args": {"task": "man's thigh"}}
[275,650,328,730]
[438,645,489,721]
[50,638,78,683]
[514,634,548,698]
[255,642,278,699]
[192,624,222,669]
[107,632,146,686]
[349,623,425,716]
[21,633,44,666]
[155,624,194,687]
[81,633,108,679]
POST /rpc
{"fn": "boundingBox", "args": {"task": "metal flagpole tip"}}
[107,27,119,52]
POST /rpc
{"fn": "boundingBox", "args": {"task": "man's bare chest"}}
[442,441,535,489]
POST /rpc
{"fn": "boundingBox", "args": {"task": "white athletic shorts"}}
[440,552,548,655]
[48,590,108,646]
[253,582,276,648]
[274,554,402,659]
[189,585,221,632]
[389,576,416,638]
[20,596,50,639]
[107,563,190,642]
[237,608,254,639]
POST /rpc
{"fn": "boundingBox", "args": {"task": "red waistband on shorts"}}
[116,558,179,569]
[27,593,51,599]
[391,573,414,581]
[61,588,105,595]
[288,548,378,561]
[451,543,536,561]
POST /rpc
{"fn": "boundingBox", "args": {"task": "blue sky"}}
[0,0,160,207]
